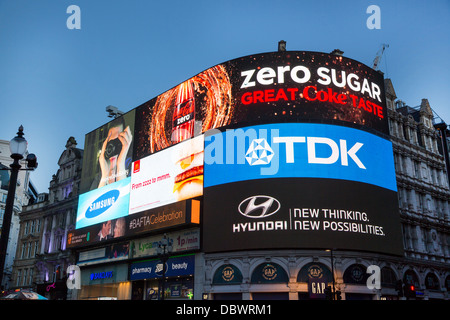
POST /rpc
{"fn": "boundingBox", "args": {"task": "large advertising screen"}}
[80,110,135,194]
[129,135,203,214]
[133,51,389,161]
[202,123,403,255]
[72,50,401,255]
[68,199,200,248]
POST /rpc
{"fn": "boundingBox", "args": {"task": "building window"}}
[16,270,21,287]
[34,241,39,257]
[55,233,63,251]
[21,243,26,259]
[28,268,34,286]
[27,242,32,258]
[22,269,28,286]
[44,233,50,253]
[59,212,66,228]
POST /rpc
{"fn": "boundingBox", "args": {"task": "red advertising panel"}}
[133,51,389,160]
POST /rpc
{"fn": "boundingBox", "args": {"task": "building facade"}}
[66,52,449,300]
[11,51,448,300]
[201,79,450,301]
[10,137,83,299]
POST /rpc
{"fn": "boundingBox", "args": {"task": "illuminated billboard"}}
[76,177,131,229]
[204,123,396,191]
[80,110,135,194]
[133,51,388,160]
[129,135,203,214]
[72,50,401,254]
[68,199,200,248]
[203,123,403,255]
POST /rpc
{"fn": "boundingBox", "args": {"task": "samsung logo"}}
[85,190,120,219]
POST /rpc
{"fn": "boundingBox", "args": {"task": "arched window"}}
[297,262,332,283]
[381,266,397,288]
[343,264,369,285]
[251,263,288,284]
[212,264,243,285]
[403,269,420,288]
[425,272,440,290]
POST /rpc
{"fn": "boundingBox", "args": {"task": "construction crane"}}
[372,44,389,70]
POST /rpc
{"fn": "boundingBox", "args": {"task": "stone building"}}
[11,137,83,299]
[384,79,450,298]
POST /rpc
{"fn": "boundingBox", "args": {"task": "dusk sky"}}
[1,0,449,193]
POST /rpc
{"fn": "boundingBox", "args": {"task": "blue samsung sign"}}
[85,190,120,218]
[76,177,131,229]
[204,123,397,192]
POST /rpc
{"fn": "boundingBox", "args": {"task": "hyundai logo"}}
[238,196,280,218]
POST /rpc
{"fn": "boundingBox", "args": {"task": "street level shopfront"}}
[79,263,131,300]
[130,254,195,300]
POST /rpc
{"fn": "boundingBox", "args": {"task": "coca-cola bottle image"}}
[171,80,195,143]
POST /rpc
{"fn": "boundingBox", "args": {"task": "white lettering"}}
[240,70,255,88]
[66,5,81,30]
[366,5,381,30]
[256,67,277,85]
[272,136,305,163]
[290,65,311,83]
[307,137,339,165]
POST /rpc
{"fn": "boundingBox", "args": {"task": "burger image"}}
[172,136,204,201]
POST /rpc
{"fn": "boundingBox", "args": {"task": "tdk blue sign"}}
[204,123,397,192]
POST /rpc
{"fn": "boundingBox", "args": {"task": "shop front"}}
[79,263,131,300]
[130,254,195,300]
[36,279,68,300]
[297,262,333,300]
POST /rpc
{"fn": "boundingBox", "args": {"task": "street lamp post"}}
[156,233,173,301]
[0,126,37,289]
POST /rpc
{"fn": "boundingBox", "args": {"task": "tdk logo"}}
[204,123,397,192]
[245,139,274,165]
[205,126,366,170]
[244,136,365,169]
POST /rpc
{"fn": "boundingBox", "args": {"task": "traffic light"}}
[403,282,416,299]
[26,153,38,169]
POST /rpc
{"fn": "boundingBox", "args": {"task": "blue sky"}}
[1,0,449,193]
